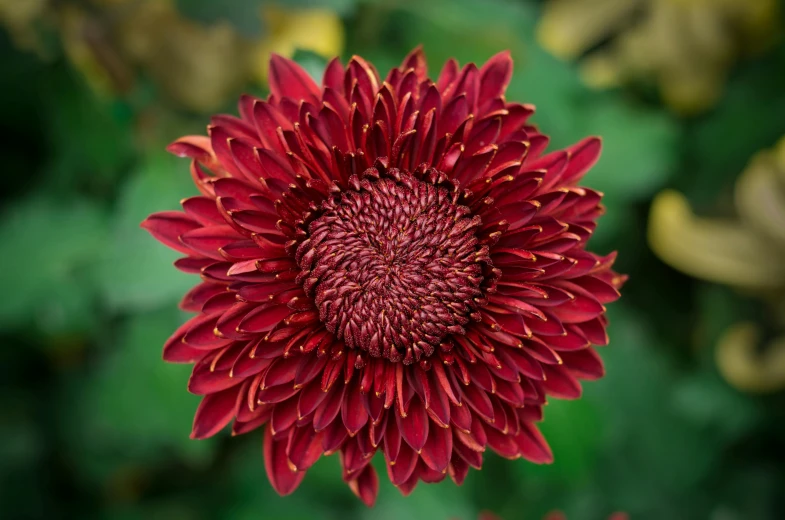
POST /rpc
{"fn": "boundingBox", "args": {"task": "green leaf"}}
[684,44,785,208]
[43,67,135,191]
[0,196,108,330]
[391,0,529,68]
[268,0,358,16]
[177,0,356,37]
[176,0,265,38]
[519,398,601,484]
[580,99,678,201]
[672,371,761,442]
[62,307,212,484]
[225,441,346,520]
[100,499,202,520]
[362,461,475,520]
[94,152,198,312]
[693,284,761,350]
[0,402,43,470]
[587,308,720,513]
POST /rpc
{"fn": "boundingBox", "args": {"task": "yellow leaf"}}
[716,322,785,393]
[537,0,640,60]
[116,2,251,112]
[648,190,785,289]
[537,0,780,114]
[735,150,785,247]
[0,0,47,52]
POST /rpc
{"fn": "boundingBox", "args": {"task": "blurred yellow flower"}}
[58,5,135,96]
[649,137,785,392]
[251,5,344,84]
[114,0,252,112]
[0,0,344,112]
[0,0,48,53]
[537,0,780,115]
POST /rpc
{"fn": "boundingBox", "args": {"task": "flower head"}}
[142,47,624,506]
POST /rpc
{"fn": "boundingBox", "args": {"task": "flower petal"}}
[264,425,305,496]
[397,396,429,453]
[348,464,379,507]
[269,54,321,104]
[191,386,239,439]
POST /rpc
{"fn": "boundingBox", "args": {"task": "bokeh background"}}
[2,0,785,519]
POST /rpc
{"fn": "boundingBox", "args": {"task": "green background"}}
[2,1,785,519]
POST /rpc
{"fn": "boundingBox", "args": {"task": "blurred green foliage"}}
[1,1,785,519]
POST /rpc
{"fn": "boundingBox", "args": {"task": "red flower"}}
[142,47,625,506]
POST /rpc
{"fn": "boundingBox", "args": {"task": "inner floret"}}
[297,169,486,363]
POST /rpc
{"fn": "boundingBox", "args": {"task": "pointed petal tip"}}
[584,135,603,147]
[264,426,306,496]
[165,142,184,157]
[490,49,512,62]
[166,135,214,161]
[403,43,425,59]
[268,53,321,103]
[348,465,379,507]
[190,388,237,440]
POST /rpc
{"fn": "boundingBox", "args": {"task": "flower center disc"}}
[301,171,485,364]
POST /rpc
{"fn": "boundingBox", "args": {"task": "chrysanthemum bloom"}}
[142,47,625,506]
